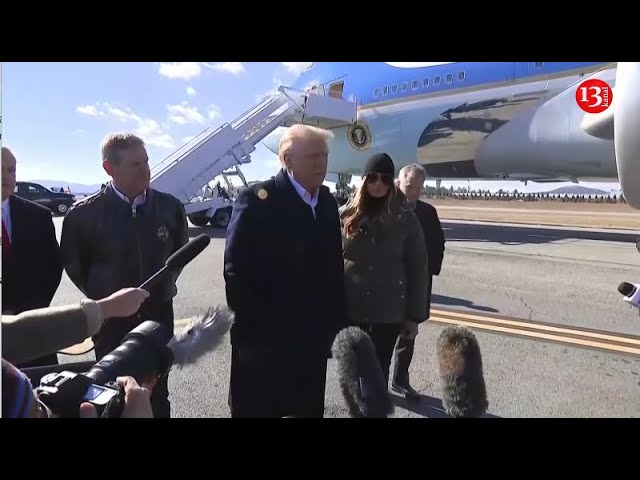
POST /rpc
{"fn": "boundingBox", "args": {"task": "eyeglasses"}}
[366,173,393,185]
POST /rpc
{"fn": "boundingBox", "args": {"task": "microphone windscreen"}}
[436,325,488,418]
[619,282,635,296]
[331,327,394,418]
[166,234,210,270]
[168,305,234,367]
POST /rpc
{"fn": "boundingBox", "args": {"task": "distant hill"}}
[26,180,102,195]
[548,185,609,195]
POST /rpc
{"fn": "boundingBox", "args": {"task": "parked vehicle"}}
[14,181,76,215]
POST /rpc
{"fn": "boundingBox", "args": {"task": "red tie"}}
[2,219,10,256]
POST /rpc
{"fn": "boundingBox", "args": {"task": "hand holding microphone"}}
[97,288,150,319]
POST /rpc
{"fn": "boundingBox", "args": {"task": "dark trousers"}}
[392,274,433,386]
[229,343,328,418]
[355,323,403,386]
[93,301,174,418]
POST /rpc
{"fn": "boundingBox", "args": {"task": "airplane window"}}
[434,76,441,86]
[373,88,379,97]
[446,74,453,84]
[402,82,408,92]
[391,84,398,94]
[458,71,465,82]
[383,86,389,96]
[411,80,418,90]
[423,78,429,88]
[535,62,544,68]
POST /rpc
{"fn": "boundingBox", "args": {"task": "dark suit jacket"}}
[2,194,63,315]
[224,169,347,359]
[415,200,445,276]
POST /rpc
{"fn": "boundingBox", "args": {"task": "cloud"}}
[187,86,197,96]
[167,102,206,125]
[76,105,102,116]
[76,101,176,149]
[203,62,245,75]
[158,62,202,80]
[182,135,196,143]
[207,104,222,120]
[281,62,313,76]
[254,74,285,102]
[136,119,175,149]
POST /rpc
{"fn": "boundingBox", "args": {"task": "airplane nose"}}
[262,127,286,155]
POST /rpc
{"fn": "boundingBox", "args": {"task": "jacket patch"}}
[157,225,169,242]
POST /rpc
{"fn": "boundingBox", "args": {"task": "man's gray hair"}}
[101,132,145,165]
[398,163,426,181]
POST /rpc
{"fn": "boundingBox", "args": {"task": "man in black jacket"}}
[392,164,445,400]
[224,124,347,418]
[60,133,189,418]
[2,147,64,369]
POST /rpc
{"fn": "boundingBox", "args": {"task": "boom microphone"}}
[140,234,211,290]
[331,327,394,418]
[618,281,640,311]
[436,325,488,418]
[168,305,234,367]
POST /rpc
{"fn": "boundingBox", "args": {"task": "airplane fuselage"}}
[263,62,617,183]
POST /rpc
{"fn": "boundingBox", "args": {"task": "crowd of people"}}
[1,123,446,418]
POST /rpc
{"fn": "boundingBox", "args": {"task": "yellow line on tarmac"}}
[429,309,640,357]
[61,309,640,358]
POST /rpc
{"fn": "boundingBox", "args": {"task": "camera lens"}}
[85,321,173,385]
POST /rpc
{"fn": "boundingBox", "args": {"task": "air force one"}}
[262,62,640,208]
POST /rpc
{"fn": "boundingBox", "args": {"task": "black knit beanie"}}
[364,153,395,177]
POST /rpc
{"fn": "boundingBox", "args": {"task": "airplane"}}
[262,62,640,208]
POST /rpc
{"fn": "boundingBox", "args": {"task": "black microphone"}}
[436,325,488,418]
[619,282,636,297]
[139,234,210,290]
[331,327,394,418]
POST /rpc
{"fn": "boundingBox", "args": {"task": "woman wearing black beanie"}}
[339,153,429,388]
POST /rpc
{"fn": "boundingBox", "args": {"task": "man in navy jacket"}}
[224,125,347,418]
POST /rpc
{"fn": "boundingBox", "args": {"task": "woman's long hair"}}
[343,178,397,239]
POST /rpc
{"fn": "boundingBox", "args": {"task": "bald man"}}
[2,147,64,368]
[224,125,348,418]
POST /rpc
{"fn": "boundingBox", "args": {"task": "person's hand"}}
[117,376,154,418]
[97,288,149,319]
[78,376,155,418]
[401,320,419,340]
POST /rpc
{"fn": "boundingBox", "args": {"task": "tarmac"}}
[49,217,640,418]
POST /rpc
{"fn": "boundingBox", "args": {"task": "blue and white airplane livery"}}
[262,62,640,207]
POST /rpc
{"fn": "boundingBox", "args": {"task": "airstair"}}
[149,86,357,227]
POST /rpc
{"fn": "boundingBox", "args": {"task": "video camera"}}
[34,320,173,418]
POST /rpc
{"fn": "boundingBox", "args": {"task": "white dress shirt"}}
[111,183,147,210]
[2,197,12,242]
[287,171,319,219]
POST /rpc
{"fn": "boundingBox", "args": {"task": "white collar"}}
[287,170,319,207]
[111,183,146,208]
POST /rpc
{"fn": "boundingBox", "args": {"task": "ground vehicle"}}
[14,181,76,215]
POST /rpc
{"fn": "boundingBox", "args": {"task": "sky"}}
[1,62,620,193]
[1,62,311,185]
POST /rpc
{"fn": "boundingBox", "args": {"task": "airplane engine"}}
[613,63,640,209]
